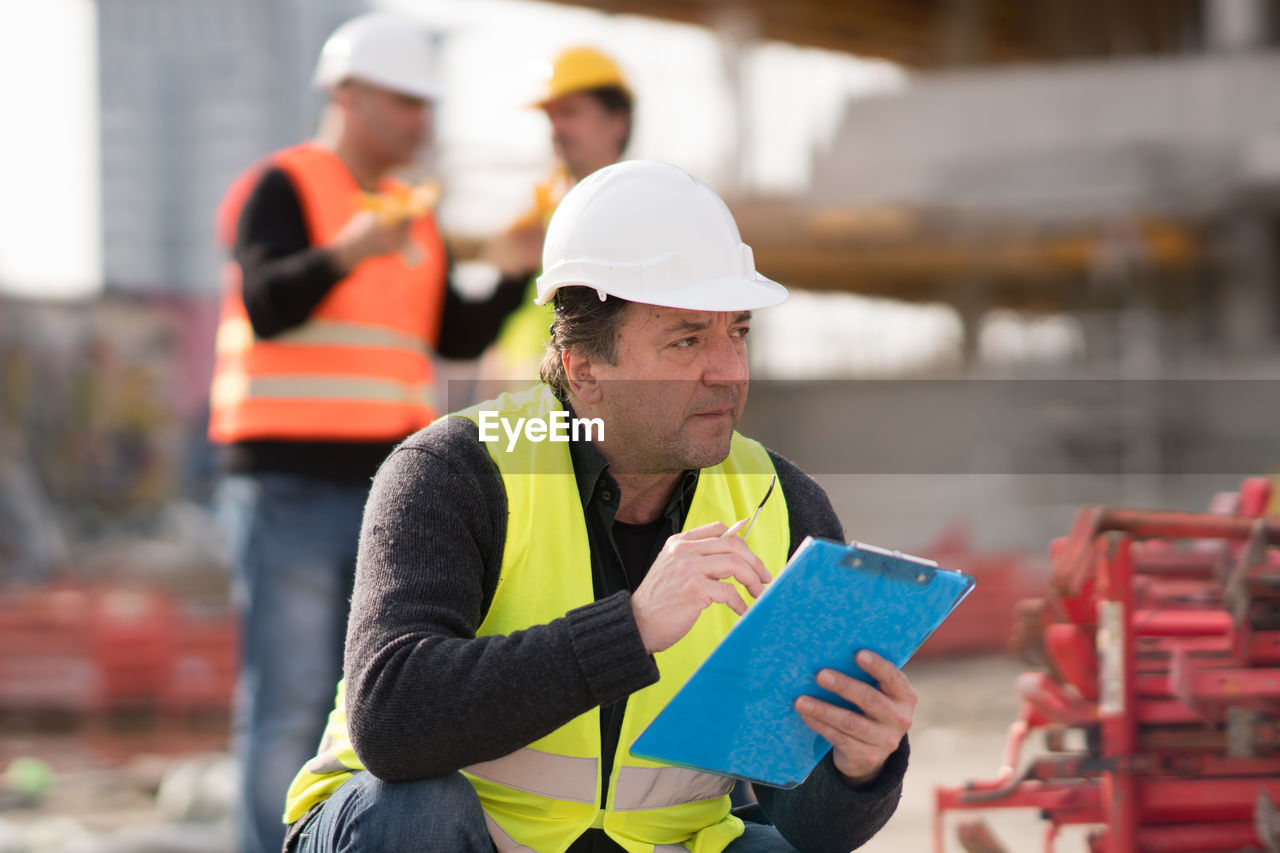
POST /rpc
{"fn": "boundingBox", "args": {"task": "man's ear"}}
[334,81,368,117]
[563,349,602,404]
[612,113,631,157]
[331,81,354,109]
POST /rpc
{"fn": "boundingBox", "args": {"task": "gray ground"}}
[865,653,1093,853]
[1,653,1095,853]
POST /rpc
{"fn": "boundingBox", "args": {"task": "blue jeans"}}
[216,473,367,853]
[294,771,800,853]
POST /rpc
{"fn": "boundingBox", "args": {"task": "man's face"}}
[345,81,433,167]
[590,304,751,474]
[544,92,628,181]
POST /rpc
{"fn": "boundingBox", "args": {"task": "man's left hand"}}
[794,650,916,786]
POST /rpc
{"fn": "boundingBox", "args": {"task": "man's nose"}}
[703,332,748,385]
[549,111,577,136]
[413,104,432,131]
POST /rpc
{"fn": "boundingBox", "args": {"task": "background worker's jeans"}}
[294,771,803,853]
[216,473,365,853]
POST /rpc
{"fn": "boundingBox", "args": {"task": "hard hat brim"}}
[314,69,444,102]
[535,273,788,312]
[528,85,633,111]
[532,46,631,110]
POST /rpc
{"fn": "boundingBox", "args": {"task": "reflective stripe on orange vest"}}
[212,374,436,408]
[216,317,431,354]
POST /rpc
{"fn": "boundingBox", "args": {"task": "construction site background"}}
[3,0,1280,850]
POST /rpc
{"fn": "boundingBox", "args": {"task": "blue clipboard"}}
[630,536,976,789]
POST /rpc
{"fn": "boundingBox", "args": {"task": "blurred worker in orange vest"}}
[483,46,634,380]
[208,13,525,853]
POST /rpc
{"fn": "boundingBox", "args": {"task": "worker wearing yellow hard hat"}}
[482,46,635,381]
[533,45,633,108]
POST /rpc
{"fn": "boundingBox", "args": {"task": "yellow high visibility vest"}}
[284,385,789,853]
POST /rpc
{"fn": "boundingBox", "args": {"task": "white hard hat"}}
[536,161,787,311]
[312,12,443,101]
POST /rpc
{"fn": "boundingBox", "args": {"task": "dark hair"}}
[584,85,633,153]
[539,288,632,398]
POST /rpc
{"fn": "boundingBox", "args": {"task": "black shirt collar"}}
[564,402,699,524]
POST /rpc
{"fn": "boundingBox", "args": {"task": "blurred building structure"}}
[753,49,1280,360]
[543,0,1280,547]
[550,0,1280,360]
[63,0,1280,355]
[548,0,1277,64]
[97,0,365,293]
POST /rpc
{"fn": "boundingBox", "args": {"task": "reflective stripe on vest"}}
[212,374,435,407]
[216,316,432,354]
[455,385,789,853]
[466,748,597,804]
[462,748,734,812]
[614,766,735,812]
[208,143,446,443]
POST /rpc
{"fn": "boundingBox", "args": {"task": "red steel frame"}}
[934,481,1280,853]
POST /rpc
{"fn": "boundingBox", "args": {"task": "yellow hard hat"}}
[533,46,631,108]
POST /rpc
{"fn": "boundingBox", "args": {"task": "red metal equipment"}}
[0,584,237,717]
[935,477,1280,853]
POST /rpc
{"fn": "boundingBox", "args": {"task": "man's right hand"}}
[330,210,412,275]
[630,521,772,655]
[483,223,544,279]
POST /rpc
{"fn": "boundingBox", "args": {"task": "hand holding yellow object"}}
[333,180,440,272]
[360,180,441,226]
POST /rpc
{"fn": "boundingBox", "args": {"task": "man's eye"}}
[732,326,751,338]
[675,337,698,348]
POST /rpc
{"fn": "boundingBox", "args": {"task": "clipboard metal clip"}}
[841,545,937,587]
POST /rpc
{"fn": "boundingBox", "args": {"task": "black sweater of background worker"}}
[337,415,910,853]
[224,167,527,483]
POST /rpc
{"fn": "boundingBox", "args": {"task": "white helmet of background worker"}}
[536,160,788,311]
[312,12,443,101]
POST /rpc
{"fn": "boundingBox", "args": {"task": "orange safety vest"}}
[209,143,446,444]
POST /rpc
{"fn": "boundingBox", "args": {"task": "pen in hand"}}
[723,474,777,544]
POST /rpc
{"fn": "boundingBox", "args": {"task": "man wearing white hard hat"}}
[281,161,912,853]
[209,13,526,853]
